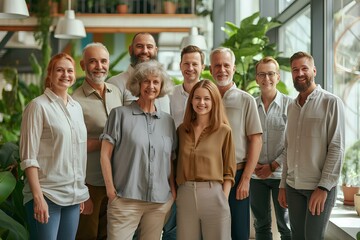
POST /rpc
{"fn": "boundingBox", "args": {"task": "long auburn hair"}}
[182,79,229,133]
[44,53,75,89]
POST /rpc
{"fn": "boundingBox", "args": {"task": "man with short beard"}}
[107,32,170,113]
[72,42,123,240]
[278,51,345,240]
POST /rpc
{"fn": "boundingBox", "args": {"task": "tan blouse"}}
[176,123,236,186]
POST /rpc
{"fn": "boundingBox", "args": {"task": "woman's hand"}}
[33,195,49,224]
[81,198,93,215]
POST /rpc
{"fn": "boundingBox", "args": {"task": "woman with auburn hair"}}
[20,53,89,240]
[176,79,236,240]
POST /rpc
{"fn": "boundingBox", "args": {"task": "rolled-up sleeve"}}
[20,102,43,170]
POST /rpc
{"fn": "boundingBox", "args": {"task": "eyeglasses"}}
[256,71,278,79]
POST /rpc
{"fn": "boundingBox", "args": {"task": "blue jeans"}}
[162,203,177,240]
[250,178,291,240]
[229,169,250,240]
[25,197,80,240]
[286,184,336,240]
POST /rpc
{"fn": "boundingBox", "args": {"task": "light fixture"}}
[54,0,86,39]
[180,27,207,51]
[0,0,29,19]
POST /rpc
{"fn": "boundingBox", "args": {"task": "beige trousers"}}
[176,181,232,240]
[107,196,174,240]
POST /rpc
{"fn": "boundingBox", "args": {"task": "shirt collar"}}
[81,79,112,97]
[130,101,161,119]
[44,88,75,106]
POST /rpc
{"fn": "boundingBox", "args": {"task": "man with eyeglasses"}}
[250,57,292,240]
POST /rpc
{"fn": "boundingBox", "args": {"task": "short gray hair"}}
[82,42,109,57]
[210,47,236,65]
[127,60,173,98]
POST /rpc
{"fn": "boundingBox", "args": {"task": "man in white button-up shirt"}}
[278,51,345,240]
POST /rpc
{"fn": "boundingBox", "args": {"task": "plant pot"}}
[163,1,176,14]
[50,2,59,15]
[117,4,128,14]
[355,193,360,216]
[342,185,360,206]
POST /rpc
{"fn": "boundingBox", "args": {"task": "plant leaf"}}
[0,209,28,240]
[0,172,16,204]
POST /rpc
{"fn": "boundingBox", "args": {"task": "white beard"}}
[216,78,233,87]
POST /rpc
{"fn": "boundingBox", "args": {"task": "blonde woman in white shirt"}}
[20,53,89,240]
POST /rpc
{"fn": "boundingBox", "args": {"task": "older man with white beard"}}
[72,42,123,240]
[209,47,263,240]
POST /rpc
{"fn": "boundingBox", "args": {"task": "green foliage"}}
[342,140,360,186]
[0,142,28,240]
[0,68,41,145]
[33,0,53,91]
[221,12,290,96]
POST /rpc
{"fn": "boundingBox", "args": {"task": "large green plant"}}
[221,12,290,96]
[0,142,28,240]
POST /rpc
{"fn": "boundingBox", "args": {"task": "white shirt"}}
[169,84,189,128]
[20,88,89,206]
[107,65,171,114]
[280,85,345,190]
[223,83,263,164]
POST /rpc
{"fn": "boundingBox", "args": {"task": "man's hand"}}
[82,198,94,215]
[236,180,250,200]
[309,188,327,216]
[278,188,288,209]
[254,163,272,179]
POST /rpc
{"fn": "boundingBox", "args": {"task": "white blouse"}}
[20,88,89,206]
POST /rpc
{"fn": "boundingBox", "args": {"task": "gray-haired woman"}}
[100,60,176,240]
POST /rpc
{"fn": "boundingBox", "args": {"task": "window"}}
[278,5,311,96]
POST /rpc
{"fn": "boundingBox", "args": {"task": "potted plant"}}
[116,0,128,14]
[163,0,177,14]
[341,139,360,205]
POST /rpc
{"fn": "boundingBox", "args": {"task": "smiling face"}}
[81,46,109,84]
[256,61,280,93]
[192,87,212,117]
[139,74,162,101]
[210,51,236,87]
[180,51,204,84]
[291,57,317,93]
[129,33,158,66]
[50,58,75,94]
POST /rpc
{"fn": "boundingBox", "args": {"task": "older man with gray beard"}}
[72,42,123,240]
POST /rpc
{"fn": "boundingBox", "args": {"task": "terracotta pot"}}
[163,1,176,14]
[117,4,128,14]
[342,185,360,206]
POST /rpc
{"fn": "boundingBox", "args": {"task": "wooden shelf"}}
[0,14,209,33]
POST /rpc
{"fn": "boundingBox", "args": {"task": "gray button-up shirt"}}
[100,101,176,203]
[253,91,292,179]
[280,85,345,190]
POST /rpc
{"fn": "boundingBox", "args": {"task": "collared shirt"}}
[223,83,263,164]
[107,65,171,113]
[253,91,293,179]
[72,81,122,186]
[100,101,176,203]
[280,85,345,191]
[169,84,189,128]
[176,123,236,186]
[20,88,89,206]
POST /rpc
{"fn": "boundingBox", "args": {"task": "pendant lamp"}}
[54,0,86,39]
[180,27,207,51]
[0,0,29,19]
